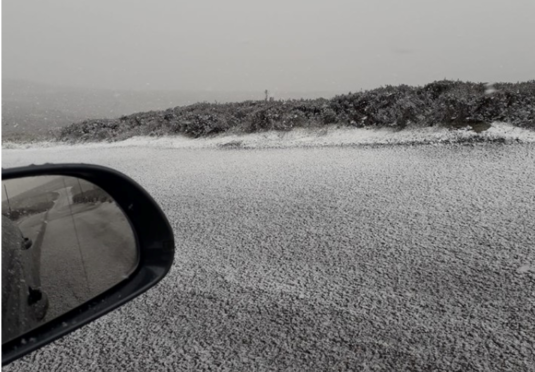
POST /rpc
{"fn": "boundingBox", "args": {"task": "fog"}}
[3,0,535,93]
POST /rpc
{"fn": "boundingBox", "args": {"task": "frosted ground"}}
[3,124,535,371]
[5,122,535,151]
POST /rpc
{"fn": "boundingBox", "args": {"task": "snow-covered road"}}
[3,141,535,371]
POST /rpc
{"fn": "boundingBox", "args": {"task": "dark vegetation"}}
[2,192,58,221]
[71,177,114,204]
[55,80,535,142]
[72,188,112,204]
[3,78,324,140]
[3,202,55,221]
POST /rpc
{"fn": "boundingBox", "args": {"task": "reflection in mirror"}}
[2,176,138,343]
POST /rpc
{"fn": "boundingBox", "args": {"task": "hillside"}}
[2,79,336,141]
[58,80,535,143]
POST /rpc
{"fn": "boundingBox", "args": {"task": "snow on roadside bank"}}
[3,122,535,151]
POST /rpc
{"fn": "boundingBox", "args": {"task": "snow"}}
[3,122,535,152]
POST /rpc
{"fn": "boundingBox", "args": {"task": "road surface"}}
[3,143,535,371]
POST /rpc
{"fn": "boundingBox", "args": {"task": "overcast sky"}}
[3,0,534,93]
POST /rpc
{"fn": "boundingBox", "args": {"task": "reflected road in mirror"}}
[2,176,138,343]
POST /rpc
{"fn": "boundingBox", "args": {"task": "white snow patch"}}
[484,82,497,95]
[3,122,535,151]
[516,264,534,274]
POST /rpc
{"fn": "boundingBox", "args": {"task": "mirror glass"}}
[2,176,138,343]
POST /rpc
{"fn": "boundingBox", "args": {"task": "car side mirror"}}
[2,164,175,365]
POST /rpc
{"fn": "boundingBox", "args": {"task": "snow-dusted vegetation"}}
[59,80,535,143]
[5,122,535,151]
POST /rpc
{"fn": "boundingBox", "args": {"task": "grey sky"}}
[3,0,534,92]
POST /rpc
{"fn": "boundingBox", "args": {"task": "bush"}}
[73,188,112,204]
[58,80,535,142]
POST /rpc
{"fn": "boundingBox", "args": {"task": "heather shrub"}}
[59,80,535,142]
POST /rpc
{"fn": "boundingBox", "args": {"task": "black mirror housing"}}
[2,164,175,365]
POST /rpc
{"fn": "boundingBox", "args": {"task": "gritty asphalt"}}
[3,143,535,371]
